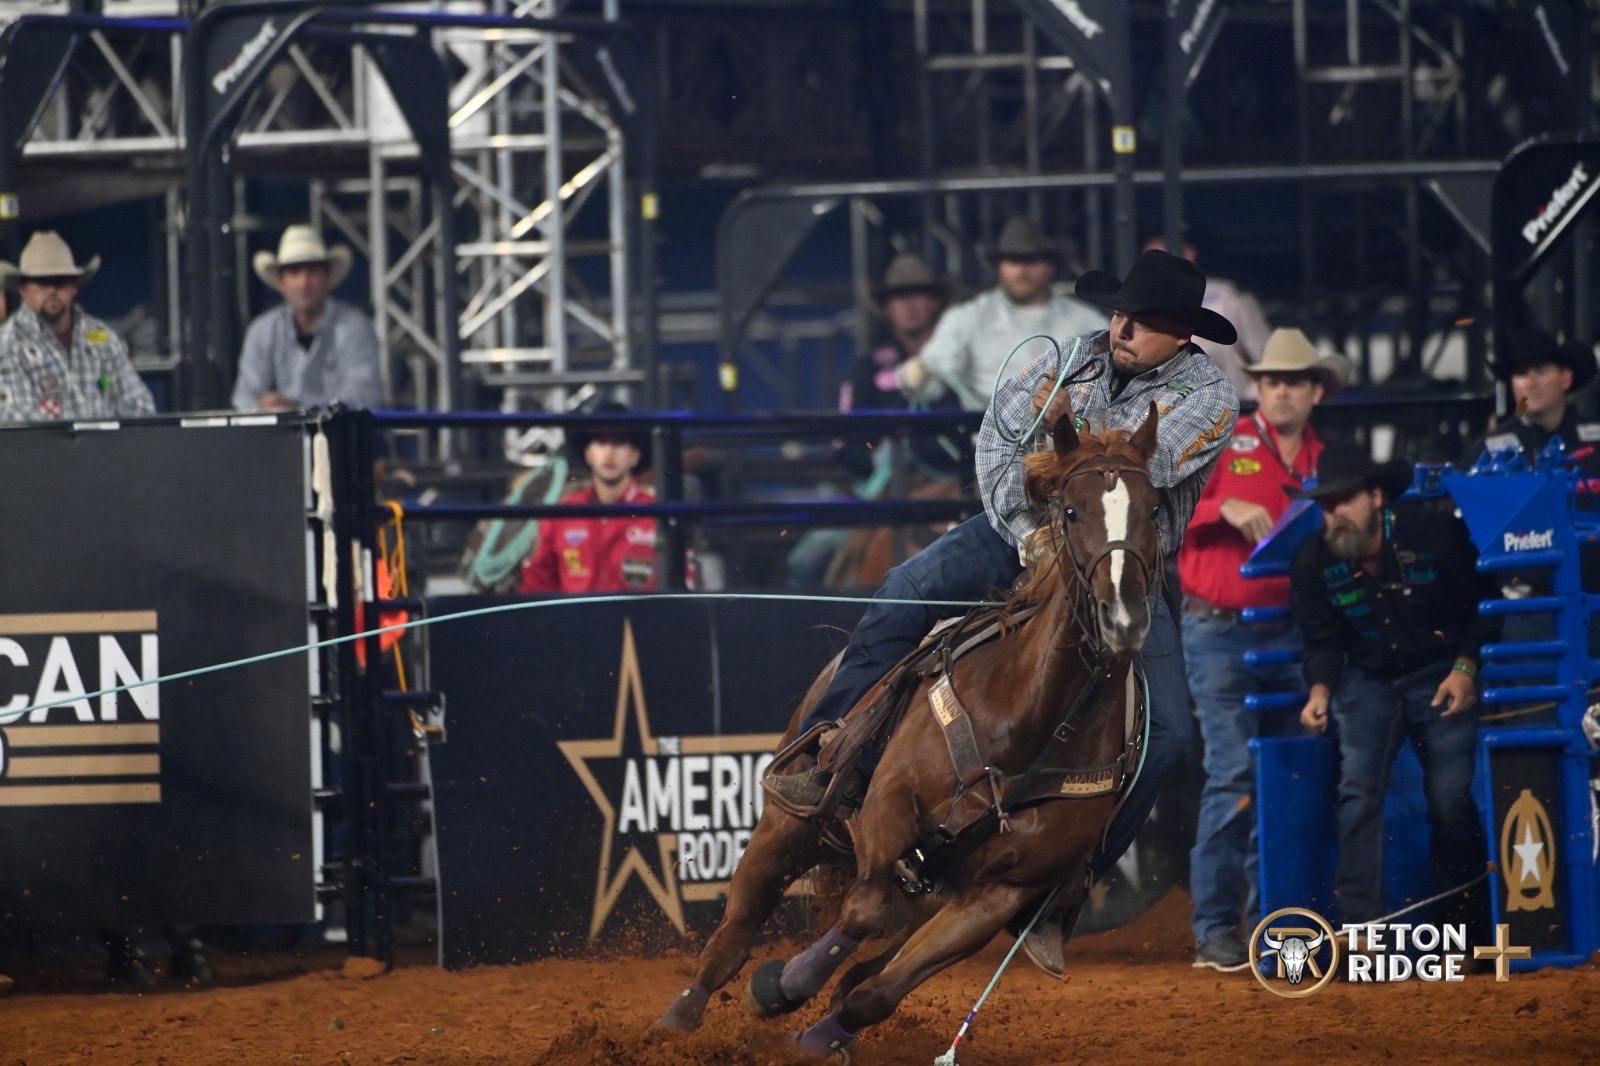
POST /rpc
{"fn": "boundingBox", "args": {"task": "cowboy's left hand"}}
[1431,669,1477,717]
[1032,379,1074,430]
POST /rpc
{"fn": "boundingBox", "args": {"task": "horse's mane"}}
[1006,426,1148,611]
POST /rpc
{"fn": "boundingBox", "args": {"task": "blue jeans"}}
[1182,612,1303,944]
[801,513,1192,883]
[1330,662,1485,926]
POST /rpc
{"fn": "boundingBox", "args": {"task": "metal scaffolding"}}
[0,0,645,432]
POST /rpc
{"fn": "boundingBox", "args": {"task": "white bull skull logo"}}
[1261,929,1324,984]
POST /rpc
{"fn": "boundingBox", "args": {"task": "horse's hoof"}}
[746,959,805,1019]
[649,983,709,1035]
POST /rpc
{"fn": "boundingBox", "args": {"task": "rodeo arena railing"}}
[13,391,1600,977]
[1237,433,1600,975]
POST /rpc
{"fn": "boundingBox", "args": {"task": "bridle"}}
[1050,456,1159,621]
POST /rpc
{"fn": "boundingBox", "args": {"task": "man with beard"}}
[518,403,659,594]
[1289,446,1494,936]
[0,232,155,421]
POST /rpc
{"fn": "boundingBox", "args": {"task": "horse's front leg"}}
[651,804,829,1034]
[747,777,924,1020]
[794,880,1033,1059]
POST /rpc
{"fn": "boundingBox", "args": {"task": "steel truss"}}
[0,0,644,430]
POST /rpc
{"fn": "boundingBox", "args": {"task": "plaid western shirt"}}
[976,327,1239,558]
[0,304,155,422]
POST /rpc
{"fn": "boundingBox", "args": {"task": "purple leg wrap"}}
[780,925,861,1001]
[795,1012,858,1057]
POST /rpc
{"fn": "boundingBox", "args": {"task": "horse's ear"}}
[1052,412,1079,457]
[1130,401,1160,460]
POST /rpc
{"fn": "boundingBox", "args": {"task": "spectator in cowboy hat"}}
[517,402,662,594]
[0,231,155,422]
[899,215,1102,410]
[1462,326,1600,476]
[1464,326,1600,650]
[232,224,381,412]
[1178,327,1345,972]
[1290,443,1493,942]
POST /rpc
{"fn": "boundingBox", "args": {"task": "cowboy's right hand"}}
[1031,378,1074,429]
[1300,685,1331,734]
[1220,498,1275,543]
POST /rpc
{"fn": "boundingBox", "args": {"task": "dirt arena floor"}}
[4,891,1598,1064]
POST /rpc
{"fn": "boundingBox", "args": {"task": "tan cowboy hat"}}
[871,252,950,306]
[1243,328,1351,397]
[0,232,100,286]
[252,225,354,289]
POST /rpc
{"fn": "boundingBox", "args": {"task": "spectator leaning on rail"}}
[767,248,1241,976]
[1289,445,1494,940]
[1179,328,1348,973]
[1463,326,1600,477]
[898,216,1103,410]
[518,403,660,594]
[0,232,155,422]
[232,225,381,412]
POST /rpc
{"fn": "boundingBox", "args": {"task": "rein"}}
[896,450,1157,891]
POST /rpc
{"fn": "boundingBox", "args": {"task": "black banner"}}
[1009,0,1131,99]
[0,422,315,929]
[1487,746,1567,955]
[1170,0,1226,88]
[1492,138,1600,287]
[427,595,861,968]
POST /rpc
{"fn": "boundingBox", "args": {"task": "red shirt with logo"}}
[1179,413,1323,611]
[517,481,658,594]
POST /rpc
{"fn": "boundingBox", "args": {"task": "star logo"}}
[1500,788,1556,913]
[556,619,782,940]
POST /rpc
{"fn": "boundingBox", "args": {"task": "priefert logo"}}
[1504,529,1555,552]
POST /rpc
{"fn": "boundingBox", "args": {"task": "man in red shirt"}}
[518,405,658,594]
[1178,328,1348,971]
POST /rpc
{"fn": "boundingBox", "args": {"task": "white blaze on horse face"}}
[1101,479,1135,629]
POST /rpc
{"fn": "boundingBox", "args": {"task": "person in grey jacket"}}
[899,216,1103,409]
[233,225,381,412]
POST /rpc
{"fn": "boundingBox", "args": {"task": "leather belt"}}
[1183,596,1291,631]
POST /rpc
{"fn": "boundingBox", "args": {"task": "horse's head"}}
[1021,404,1163,654]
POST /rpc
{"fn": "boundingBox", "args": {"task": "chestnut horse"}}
[653,409,1163,1056]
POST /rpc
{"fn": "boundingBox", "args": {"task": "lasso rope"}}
[0,593,1002,726]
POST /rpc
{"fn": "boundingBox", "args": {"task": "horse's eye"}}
[1151,503,1161,518]
[1063,507,1078,523]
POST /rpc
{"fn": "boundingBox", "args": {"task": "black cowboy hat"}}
[1292,443,1412,502]
[984,216,1064,266]
[871,252,950,306]
[1074,249,1238,345]
[567,401,652,471]
[1491,326,1598,392]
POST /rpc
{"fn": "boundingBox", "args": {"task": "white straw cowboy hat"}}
[252,225,353,289]
[0,232,100,286]
[1243,327,1351,397]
